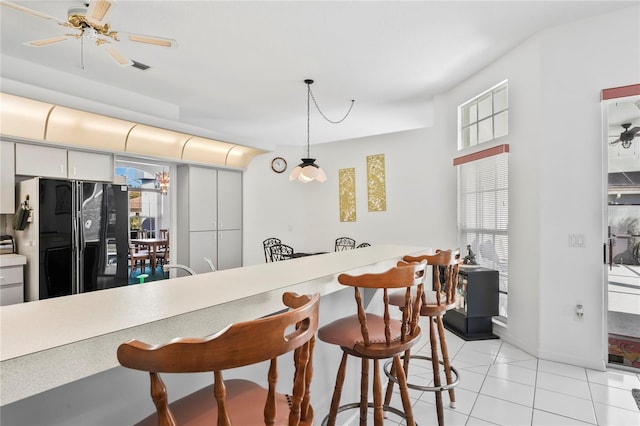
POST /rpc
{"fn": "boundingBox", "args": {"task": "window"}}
[459,81,508,149]
[456,148,509,321]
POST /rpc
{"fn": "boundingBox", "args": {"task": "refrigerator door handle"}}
[74,181,85,294]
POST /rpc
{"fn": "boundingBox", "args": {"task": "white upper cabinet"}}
[67,151,113,182]
[0,141,15,214]
[15,144,67,178]
[217,170,242,230]
[15,144,113,182]
[188,167,218,232]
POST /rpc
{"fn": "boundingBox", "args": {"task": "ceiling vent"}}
[131,60,150,71]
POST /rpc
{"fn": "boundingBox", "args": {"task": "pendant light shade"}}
[290,158,327,183]
[289,79,354,183]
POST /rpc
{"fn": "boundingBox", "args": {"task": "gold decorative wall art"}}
[339,167,356,222]
[367,154,387,212]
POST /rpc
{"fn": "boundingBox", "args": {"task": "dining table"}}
[131,238,168,273]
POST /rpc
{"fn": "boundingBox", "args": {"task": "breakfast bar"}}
[0,244,426,423]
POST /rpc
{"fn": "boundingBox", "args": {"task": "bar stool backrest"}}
[117,292,320,426]
[403,249,461,310]
[337,260,426,356]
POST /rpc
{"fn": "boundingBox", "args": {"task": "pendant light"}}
[289,79,354,183]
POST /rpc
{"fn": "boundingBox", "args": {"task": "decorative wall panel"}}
[367,154,387,212]
[339,168,356,222]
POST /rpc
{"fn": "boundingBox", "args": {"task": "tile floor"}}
[336,319,640,426]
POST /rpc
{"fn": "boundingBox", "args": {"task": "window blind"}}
[457,151,509,319]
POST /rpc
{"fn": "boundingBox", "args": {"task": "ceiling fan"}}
[610,123,640,149]
[0,0,176,69]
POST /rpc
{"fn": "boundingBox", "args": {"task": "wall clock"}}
[271,157,287,173]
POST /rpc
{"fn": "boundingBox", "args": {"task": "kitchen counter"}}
[0,253,27,267]
[0,244,426,406]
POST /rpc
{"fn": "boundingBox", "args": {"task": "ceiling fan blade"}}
[0,0,70,26]
[629,126,640,134]
[24,35,70,47]
[609,138,621,145]
[118,32,177,48]
[105,46,133,67]
[86,0,112,26]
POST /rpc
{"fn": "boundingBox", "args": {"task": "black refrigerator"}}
[17,178,129,300]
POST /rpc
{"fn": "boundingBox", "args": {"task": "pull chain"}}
[80,33,85,70]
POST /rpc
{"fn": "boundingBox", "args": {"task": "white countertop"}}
[0,244,426,405]
[0,253,27,267]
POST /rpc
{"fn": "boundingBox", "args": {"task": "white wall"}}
[534,6,639,368]
[244,126,458,266]
[244,4,640,370]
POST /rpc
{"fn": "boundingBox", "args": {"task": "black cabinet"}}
[443,266,499,340]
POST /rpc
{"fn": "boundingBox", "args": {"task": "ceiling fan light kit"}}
[289,79,355,184]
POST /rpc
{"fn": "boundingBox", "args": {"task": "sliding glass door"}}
[603,85,640,371]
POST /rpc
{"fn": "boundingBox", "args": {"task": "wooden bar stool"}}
[318,260,427,426]
[383,250,462,426]
[117,292,320,426]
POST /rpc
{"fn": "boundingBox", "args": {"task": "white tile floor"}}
[336,320,640,426]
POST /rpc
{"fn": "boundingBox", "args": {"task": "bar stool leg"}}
[327,352,348,426]
[383,360,396,406]
[437,315,456,408]
[393,354,416,426]
[429,317,445,426]
[360,357,369,426]
[373,359,383,426]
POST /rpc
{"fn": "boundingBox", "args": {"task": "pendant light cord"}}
[308,84,355,124]
[305,80,356,157]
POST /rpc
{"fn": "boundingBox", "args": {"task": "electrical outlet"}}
[568,233,585,248]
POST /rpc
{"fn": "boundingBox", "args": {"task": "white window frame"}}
[458,80,508,150]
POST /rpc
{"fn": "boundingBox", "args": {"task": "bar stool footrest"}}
[321,402,417,426]
[383,355,460,393]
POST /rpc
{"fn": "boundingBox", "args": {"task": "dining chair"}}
[357,242,371,248]
[263,237,282,262]
[383,249,462,426]
[117,292,320,426]
[155,229,169,270]
[271,243,294,262]
[334,237,356,251]
[129,244,150,278]
[318,260,427,426]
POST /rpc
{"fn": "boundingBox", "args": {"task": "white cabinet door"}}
[189,230,217,274]
[217,170,242,230]
[0,141,15,214]
[0,265,24,306]
[15,144,66,178]
[188,167,217,232]
[217,229,242,270]
[67,151,113,182]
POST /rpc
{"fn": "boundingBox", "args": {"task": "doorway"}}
[603,85,640,371]
[115,158,172,283]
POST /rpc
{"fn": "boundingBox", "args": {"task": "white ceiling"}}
[0,0,636,152]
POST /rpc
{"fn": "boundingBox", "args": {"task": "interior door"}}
[602,84,640,371]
